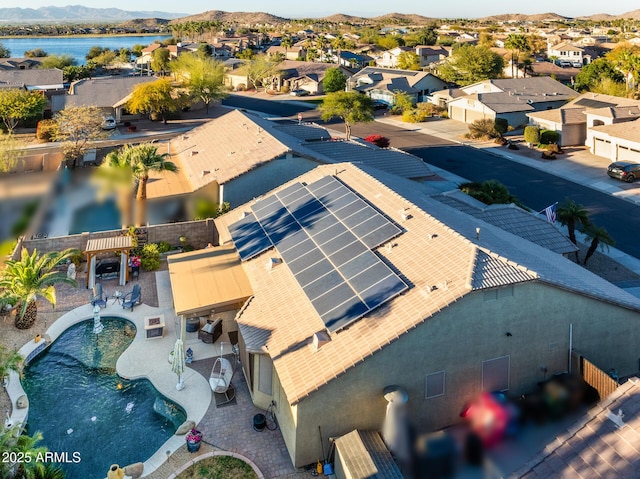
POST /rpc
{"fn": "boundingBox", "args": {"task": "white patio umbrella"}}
[171,316,187,390]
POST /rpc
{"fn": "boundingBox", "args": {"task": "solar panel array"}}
[228,176,407,332]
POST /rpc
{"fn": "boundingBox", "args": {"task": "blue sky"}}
[2,1,638,18]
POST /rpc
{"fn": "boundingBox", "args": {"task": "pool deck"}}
[6,270,237,477]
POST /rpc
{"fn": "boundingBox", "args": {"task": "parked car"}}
[372,100,388,110]
[607,161,640,183]
[290,89,310,96]
[102,116,116,130]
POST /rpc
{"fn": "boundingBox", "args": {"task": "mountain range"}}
[0,6,639,24]
[0,6,186,22]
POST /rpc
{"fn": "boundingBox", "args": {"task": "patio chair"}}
[122,284,141,311]
[90,283,107,308]
[209,356,235,405]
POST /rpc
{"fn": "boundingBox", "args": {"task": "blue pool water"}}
[22,318,186,479]
[69,199,121,235]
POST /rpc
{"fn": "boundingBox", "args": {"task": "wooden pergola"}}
[85,236,134,289]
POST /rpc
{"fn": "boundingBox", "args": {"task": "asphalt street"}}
[222,94,640,260]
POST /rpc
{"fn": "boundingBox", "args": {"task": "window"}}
[482,355,510,392]
[425,371,445,399]
[257,353,273,395]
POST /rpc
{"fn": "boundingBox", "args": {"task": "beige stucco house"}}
[448,77,576,127]
[214,162,640,469]
[527,93,640,147]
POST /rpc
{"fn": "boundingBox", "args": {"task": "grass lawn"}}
[176,456,258,479]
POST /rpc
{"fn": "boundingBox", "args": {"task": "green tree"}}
[591,77,630,98]
[524,125,541,145]
[39,54,76,69]
[24,48,48,58]
[0,42,10,58]
[127,78,187,124]
[557,198,591,258]
[0,89,47,134]
[459,179,523,206]
[377,36,400,50]
[574,58,624,91]
[0,426,50,479]
[151,47,171,74]
[0,344,22,384]
[196,42,213,57]
[606,44,640,89]
[322,67,347,93]
[93,148,136,228]
[319,91,374,140]
[331,35,348,63]
[0,132,24,173]
[52,105,105,168]
[86,45,109,60]
[438,44,504,85]
[504,33,528,78]
[280,35,293,57]
[397,51,421,70]
[582,223,615,266]
[0,248,79,329]
[170,53,227,114]
[62,65,93,83]
[128,143,179,226]
[246,54,281,91]
[391,91,414,113]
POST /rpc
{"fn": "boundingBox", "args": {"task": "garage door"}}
[593,138,611,158]
[450,106,465,122]
[618,145,640,163]
[465,110,486,124]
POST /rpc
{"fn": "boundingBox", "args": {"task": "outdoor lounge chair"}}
[90,283,107,308]
[122,284,141,311]
[209,356,235,405]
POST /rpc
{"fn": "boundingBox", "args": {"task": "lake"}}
[0,35,172,65]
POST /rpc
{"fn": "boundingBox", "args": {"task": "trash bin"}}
[186,317,200,333]
[253,414,266,432]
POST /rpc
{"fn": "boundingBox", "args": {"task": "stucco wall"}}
[283,281,640,467]
[223,155,319,208]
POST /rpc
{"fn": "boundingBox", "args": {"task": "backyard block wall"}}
[13,219,217,260]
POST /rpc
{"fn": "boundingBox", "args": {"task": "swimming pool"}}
[68,198,121,235]
[22,317,186,479]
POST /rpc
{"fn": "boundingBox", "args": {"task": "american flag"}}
[544,203,557,223]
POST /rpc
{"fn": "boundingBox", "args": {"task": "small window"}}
[425,371,445,399]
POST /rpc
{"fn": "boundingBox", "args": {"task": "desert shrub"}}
[494,118,508,135]
[402,108,430,123]
[494,136,508,145]
[236,83,247,91]
[523,125,540,144]
[36,119,57,142]
[140,243,161,271]
[541,150,556,159]
[467,118,499,139]
[364,134,390,148]
[156,241,172,254]
[540,129,560,144]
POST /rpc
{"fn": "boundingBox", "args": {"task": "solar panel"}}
[234,176,407,333]
[228,213,272,261]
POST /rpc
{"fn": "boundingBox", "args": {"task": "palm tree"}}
[331,35,347,65]
[0,344,22,385]
[0,248,79,329]
[582,223,615,266]
[280,35,293,59]
[1,427,48,479]
[504,33,528,78]
[129,143,179,227]
[93,148,135,228]
[557,198,591,261]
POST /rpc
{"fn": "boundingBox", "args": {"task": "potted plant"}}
[185,428,202,452]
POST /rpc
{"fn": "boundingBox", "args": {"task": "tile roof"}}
[510,378,640,479]
[527,107,587,125]
[587,105,640,120]
[0,68,63,87]
[590,118,640,143]
[301,139,434,179]
[52,76,155,111]
[215,163,640,406]
[334,430,403,479]
[434,192,578,255]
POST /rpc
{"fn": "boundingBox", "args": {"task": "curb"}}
[166,450,264,479]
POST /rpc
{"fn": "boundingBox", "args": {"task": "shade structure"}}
[168,245,253,317]
[171,338,186,391]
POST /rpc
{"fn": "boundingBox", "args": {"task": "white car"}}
[102,116,116,130]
